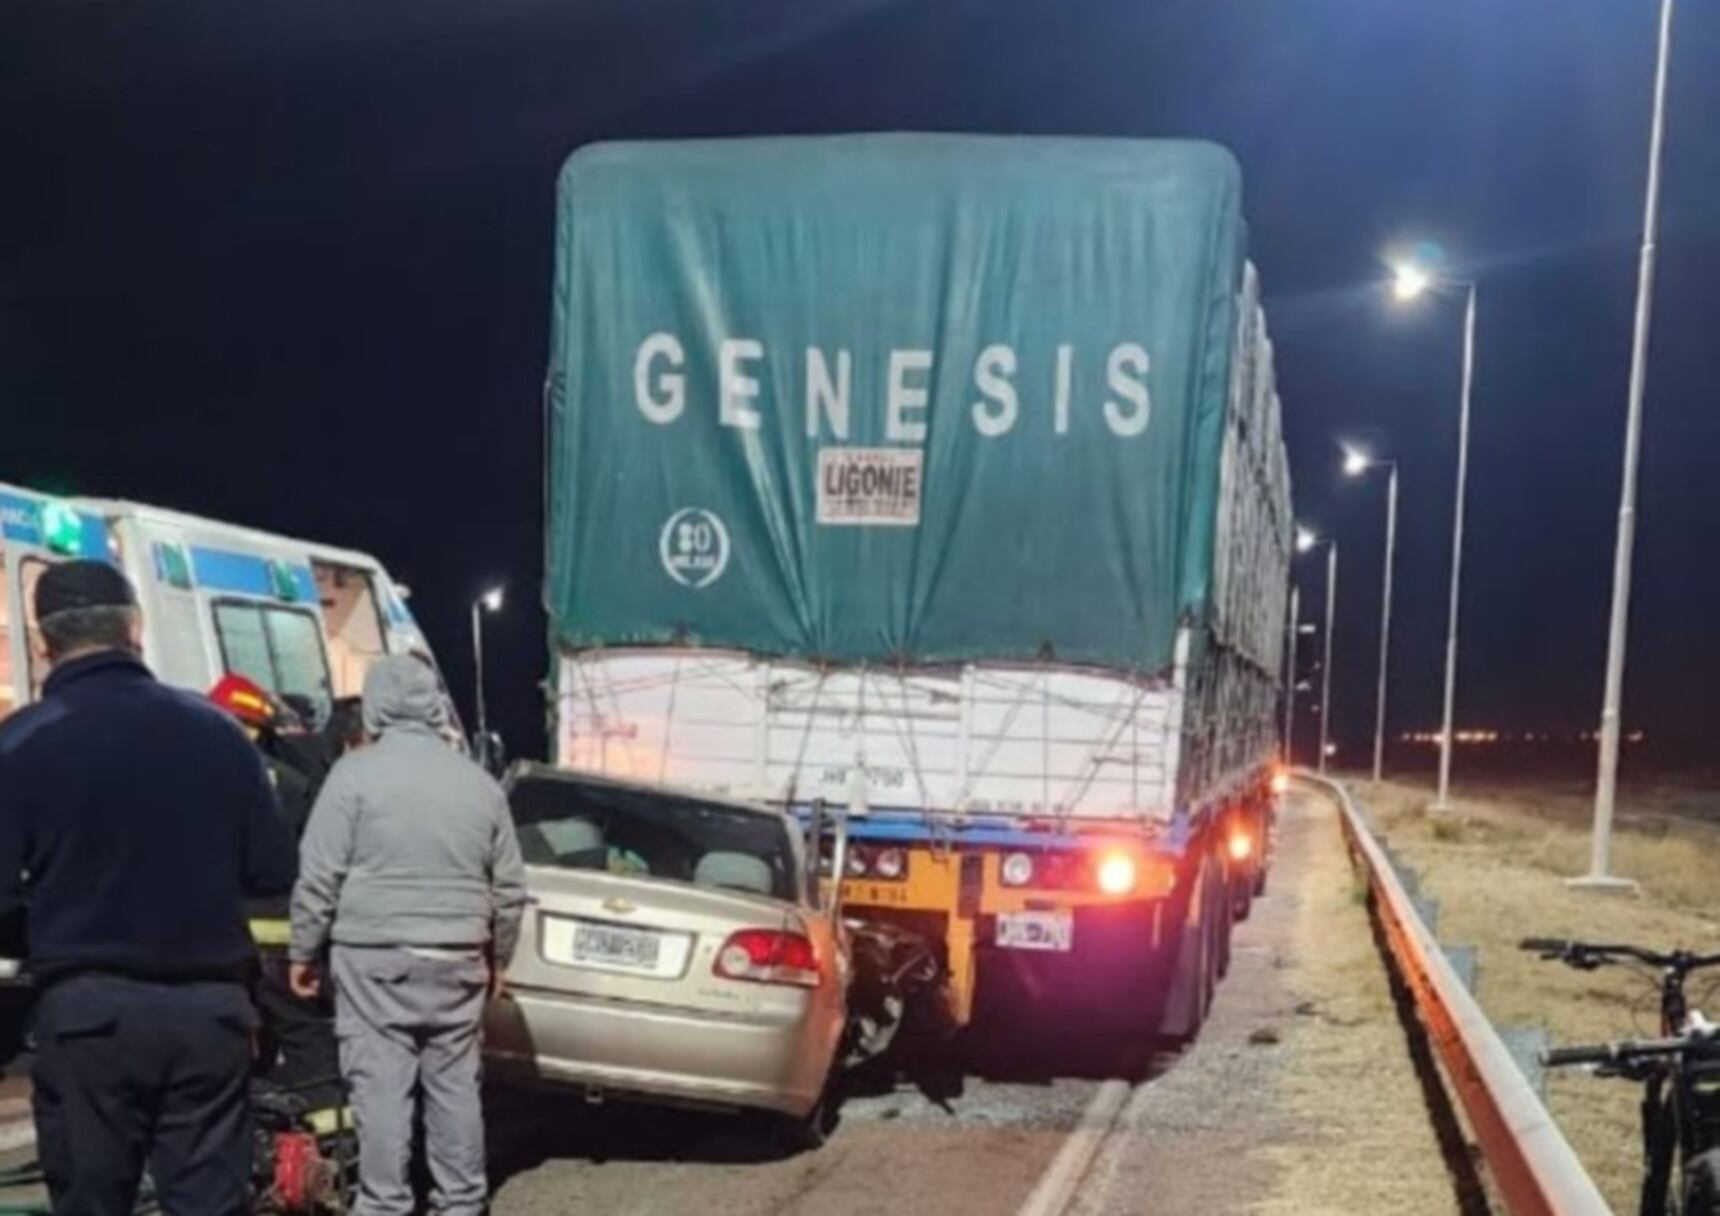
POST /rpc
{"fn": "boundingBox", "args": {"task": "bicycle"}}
[1522,937,1720,1215]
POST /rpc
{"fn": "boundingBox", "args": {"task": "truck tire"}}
[1217,871,1235,978]
[1232,867,1254,922]
[1159,859,1217,1045]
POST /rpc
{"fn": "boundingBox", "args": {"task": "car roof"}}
[507,762,790,826]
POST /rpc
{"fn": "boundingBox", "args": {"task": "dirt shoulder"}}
[1357,778,1720,1213]
[1076,787,1461,1216]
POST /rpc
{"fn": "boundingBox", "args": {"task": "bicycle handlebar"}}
[1544,1037,1713,1068]
[1518,938,1720,972]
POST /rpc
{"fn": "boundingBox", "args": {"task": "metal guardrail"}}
[1301,773,1613,1216]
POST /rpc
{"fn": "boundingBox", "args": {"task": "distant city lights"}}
[1397,730,1647,746]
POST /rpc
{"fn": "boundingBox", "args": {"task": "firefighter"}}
[0,561,295,1216]
[208,674,342,1109]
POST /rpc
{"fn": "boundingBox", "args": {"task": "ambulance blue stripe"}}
[188,547,315,602]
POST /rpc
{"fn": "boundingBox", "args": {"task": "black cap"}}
[33,560,139,622]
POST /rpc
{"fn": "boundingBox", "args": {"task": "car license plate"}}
[544,919,664,972]
[996,911,1074,952]
[573,923,661,970]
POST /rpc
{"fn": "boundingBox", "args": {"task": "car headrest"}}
[694,851,773,896]
[521,818,605,866]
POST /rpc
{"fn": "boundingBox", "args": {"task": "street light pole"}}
[1320,541,1338,776]
[1342,446,1400,784]
[1283,585,1300,764]
[1375,465,1399,783]
[471,601,489,745]
[1577,0,1674,893]
[471,586,504,764]
[1389,256,1478,810]
[1433,284,1477,811]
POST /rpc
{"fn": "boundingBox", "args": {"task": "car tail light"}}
[1228,829,1254,862]
[1095,851,1137,896]
[714,930,821,988]
[1270,769,1291,796]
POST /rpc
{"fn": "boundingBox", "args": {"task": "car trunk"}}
[502,768,830,1024]
[509,864,822,1022]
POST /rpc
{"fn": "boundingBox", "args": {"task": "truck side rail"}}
[1302,773,1611,1216]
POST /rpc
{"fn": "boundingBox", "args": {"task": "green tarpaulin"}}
[546,134,1246,674]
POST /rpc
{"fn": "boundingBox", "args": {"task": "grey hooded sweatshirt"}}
[289,657,525,965]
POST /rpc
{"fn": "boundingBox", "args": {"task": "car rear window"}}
[508,776,799,902]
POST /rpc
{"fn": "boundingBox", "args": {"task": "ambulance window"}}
[313,564,388,699]
[212,600,333,725]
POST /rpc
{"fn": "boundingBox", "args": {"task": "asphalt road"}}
[487,788,1462,1216]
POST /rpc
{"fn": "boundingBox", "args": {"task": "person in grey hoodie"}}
[288,656,525,1216]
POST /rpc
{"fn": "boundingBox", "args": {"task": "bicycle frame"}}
[1524,939,1720,1216]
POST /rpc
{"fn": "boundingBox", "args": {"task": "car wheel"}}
[761,1086,839,1155]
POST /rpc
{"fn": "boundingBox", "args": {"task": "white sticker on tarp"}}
[816,447,923,527]
[659,507,731,588]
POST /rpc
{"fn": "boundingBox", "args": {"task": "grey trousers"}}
[332,945,490,1216]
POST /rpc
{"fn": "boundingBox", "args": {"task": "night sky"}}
[5,0,1717,763]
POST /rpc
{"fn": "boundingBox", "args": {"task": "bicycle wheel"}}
[1683,1149,1720,1216]
[1640,1082,1677,1216]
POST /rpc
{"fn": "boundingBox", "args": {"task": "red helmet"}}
[209,673,277,729]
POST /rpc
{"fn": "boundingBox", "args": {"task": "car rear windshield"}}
[508,776,799,902]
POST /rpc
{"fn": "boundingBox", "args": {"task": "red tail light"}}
[714,929,821,988]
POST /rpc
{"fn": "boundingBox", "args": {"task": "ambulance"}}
[0,481,451,731]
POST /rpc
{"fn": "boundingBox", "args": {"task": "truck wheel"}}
[1231,864,1253,922]
[1210,870,1231,987]
[1160,860,1220,1045]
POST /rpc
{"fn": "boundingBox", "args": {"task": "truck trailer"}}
[542,134,1293,1049]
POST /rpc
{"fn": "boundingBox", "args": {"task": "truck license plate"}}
[996,911,1074,952]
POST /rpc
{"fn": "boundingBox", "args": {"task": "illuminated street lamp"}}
[471,585,505,763]
[1389,254,1476,812]
[1576,0,1676,897]
[1341,445,1399,784]
[1390,264,1432,303]
[1296,528,1338,775]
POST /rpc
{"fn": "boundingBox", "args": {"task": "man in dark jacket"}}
[0,561,297,1216]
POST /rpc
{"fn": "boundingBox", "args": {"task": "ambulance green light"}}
[40,500,85,556]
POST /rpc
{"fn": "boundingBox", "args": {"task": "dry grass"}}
[1251,795,1461,1216]
[1355,779,1720,1214]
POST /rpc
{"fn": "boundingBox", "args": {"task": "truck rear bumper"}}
[974,900,1171,1022]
